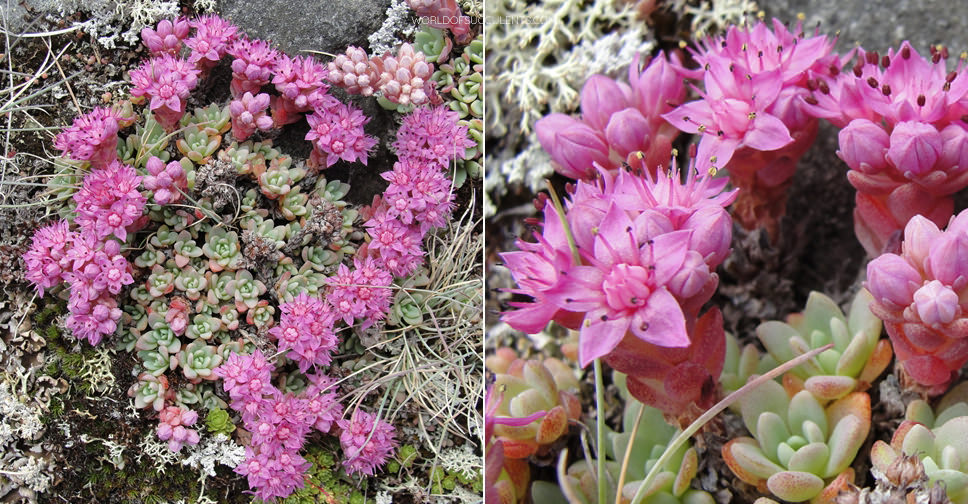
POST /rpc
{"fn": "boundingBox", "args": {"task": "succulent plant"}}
[206,271,235,305]
[172,231,204,268]
[202,227,244,271]
[486,348,582,459]
[134,245,166,269]
[151,225,180,248]
[177,124,221,163]
[129,372,170,411]
[756,289,892,401]
[245,300,275,329]
[280,187,309,221]
[720,332,777,400]
[180,103,231,135]
[147,264,177,298]
[257,158,304,199]
[722,379,870,502]
[174,266,208,300]
[178,340,223,381]
[206,407,236,435]
[185,313,222,341]
[871,382,968,503]
[413,26,453,64]
[228,269,266,312]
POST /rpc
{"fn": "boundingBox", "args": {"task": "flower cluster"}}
[326,256,393,329]
[215,351,349,501]
[140,17,190,56]
[53,107,124,169]
[501,158,737,419]
[73,160,146,241]
[326,46,379,96]
[227,37,279,97]
[304,102,377,168]
[142,156,188,205]
[337,410,398,476]
[267,293,338,372]
[805,41,968,255]
[156,405,200,452]
[392,105,475,166]
[372,43,436,107]
[536,52,685,180]
[185,14,240,74]
[663,18,837,234]
[867,210,968,393]
[129,54,201,131]
[229,92,273,142]
[271,54,337,126]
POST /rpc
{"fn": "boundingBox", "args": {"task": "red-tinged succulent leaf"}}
[488,480,516,504]
[558,390,582,421]
[503,457,531,500]
[693,307,727,376]
[903,354,954,386]
[804,375,857,401]
[870,440,900,472]
[534,406,567,445]
[857,339,893,384]
[493,422,539,448]
[766,470,825,502]
[673,448,699,496]
[890,420,922,450]
[485,347,518,374]
[723,437,785,485]
[846,170,898,195]
[782,373,806,396]
[664,361,707,403]
[824,414,867,477]
[816,469,855,504]
[901,323,946,351]
[827,392,871,431]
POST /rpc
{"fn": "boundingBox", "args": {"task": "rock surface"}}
[216,0,392,55]
[765,0,968,54]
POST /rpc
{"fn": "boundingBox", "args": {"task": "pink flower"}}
[536,52,686,179]
[372,43,436,106]
[214,350,275,405]
[393,106,475,166]
[866,210,968,391]
[157,406,200,453]
[303,379,343,434]
[130,55,201,131]
[271,54,337,126]
[23,220,76,296]
[229,92,274,142]
[326,257,393,328]
[337,410,397,476]
[143,156,188,205]
[140,17,190,56]
[305,102,377,168]
[326,46,380,96]
[73,160,145,241]
[186,14,239,73]
[227,37,278,97]
[53,107,123,169]
[92,253,133,295]
[268,293,338,372]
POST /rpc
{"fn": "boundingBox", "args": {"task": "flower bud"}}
[580,75,629,132]
[682,206,733,267]
[904,215,942,266]
[887,121,942,177]
[837,119,889,173]
[867,254,923,308]
[666,251,711,300]
[552,124,611,180]
[926,232,968,289]
[604,108,651,158]
[940,123,968,174]
[913,280,960,326]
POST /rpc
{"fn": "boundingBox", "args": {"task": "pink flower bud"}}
[580,75,629,131]
[904,215,942,266]
[940,123,968,173]
[666,251,710,299]
[887,121,942,177]
[927,232,968,289]
[837,119,889,173]
[604,108,651,158]
[631,51,684,116]
[681,206,733,267]
[867,254,923,307]
[914,280,960,326]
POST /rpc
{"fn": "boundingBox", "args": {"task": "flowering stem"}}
[628,343,834,504]
[615,402,645,504]
[594,358,606,504]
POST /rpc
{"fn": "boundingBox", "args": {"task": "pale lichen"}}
[368,0,418,57]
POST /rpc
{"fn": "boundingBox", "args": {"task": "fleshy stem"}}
[627,343,835,504]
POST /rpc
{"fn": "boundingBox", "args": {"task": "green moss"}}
[398,444,417,468]
[284,443,361,504]
[386,460,400,473]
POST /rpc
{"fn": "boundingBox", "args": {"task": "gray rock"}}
[216,0,392,55]
[765,0,968,54]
